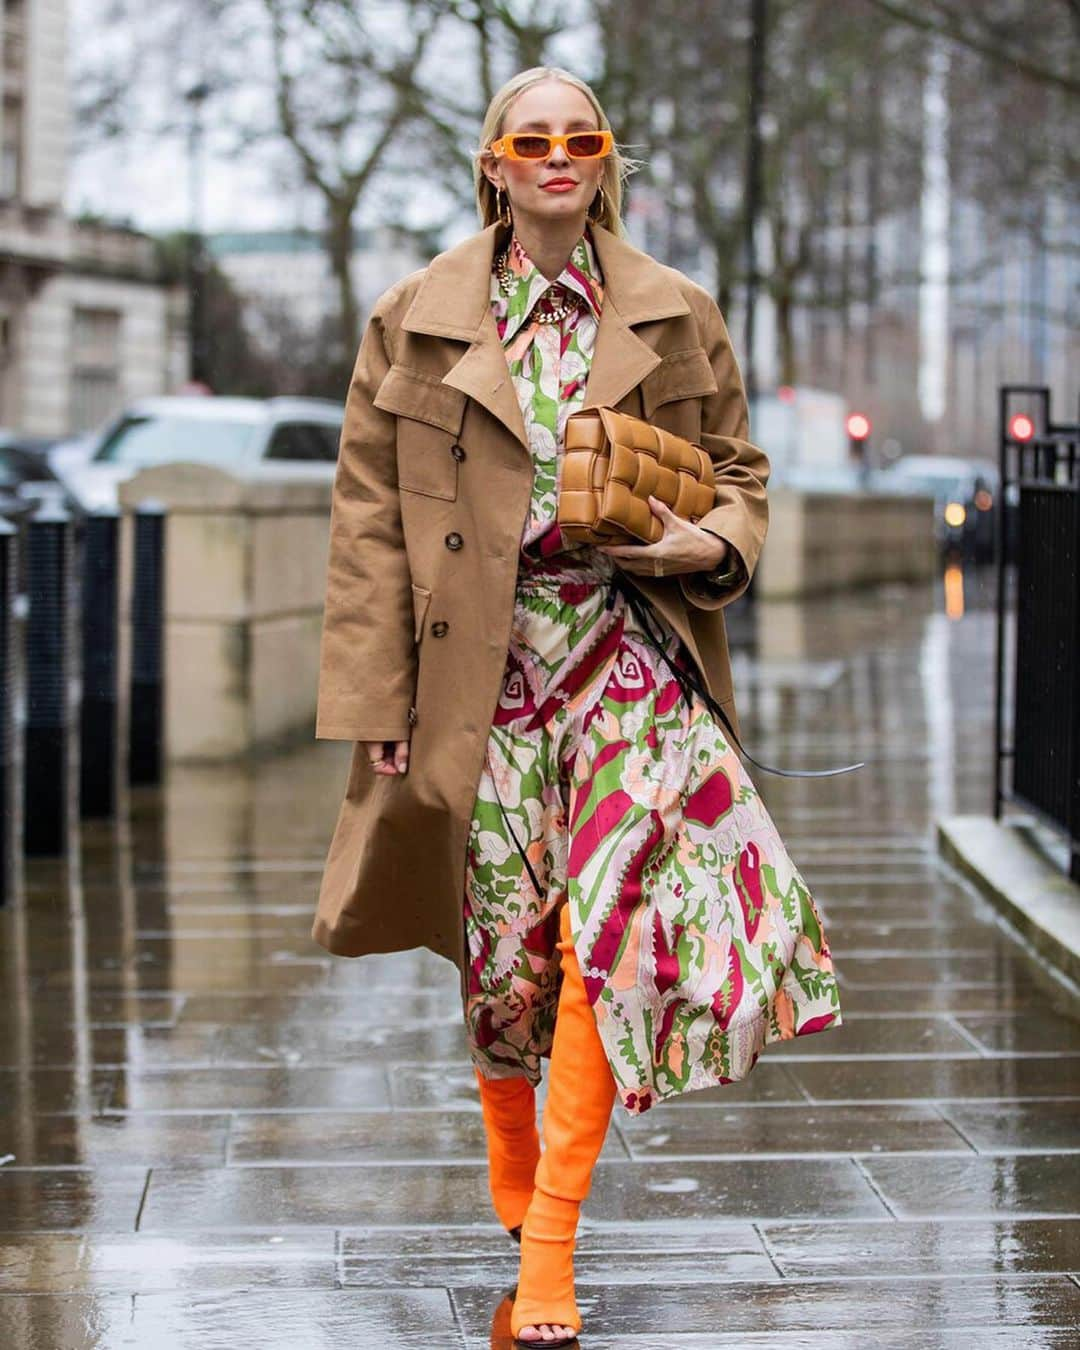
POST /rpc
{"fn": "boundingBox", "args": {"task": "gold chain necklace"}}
[495,247,581,325]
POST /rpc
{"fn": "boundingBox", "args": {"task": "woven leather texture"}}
[558,407,715,544]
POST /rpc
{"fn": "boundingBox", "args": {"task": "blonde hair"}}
[474,67,637,238]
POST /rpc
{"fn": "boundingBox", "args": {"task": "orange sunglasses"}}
[489,130,613,161]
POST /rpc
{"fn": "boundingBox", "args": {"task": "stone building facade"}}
[0,0,185,437]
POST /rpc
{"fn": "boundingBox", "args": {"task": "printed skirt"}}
[463,554,842,1115]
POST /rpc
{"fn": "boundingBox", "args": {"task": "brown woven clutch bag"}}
[557,406,716,545]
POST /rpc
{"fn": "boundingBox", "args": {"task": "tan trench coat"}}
[311,220,771,1014]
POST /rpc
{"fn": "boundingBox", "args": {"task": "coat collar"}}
[400,221,692,450]
[494,227,604,344]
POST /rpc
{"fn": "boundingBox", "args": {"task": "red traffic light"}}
[1008,413,1034,442]
[846,412,871,441]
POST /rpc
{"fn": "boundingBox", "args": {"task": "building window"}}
[71,306,122,432]
[1,98,21,199]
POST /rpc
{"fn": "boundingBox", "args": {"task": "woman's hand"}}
[597,496,729,577]
[363,740,410,775]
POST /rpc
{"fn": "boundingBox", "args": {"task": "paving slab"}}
[784,1055,1080,1102]
[858,1153,1080,1218]
[937,1100,1080,1153]
[123,1289,463,1349]
[0,1229,337,1293]
[137,1156,888,1230]
[451,1273,1080,1340]
[759,1216,1080,1277]
[0,1167,148,1233]
[340,1220,777,1286]
[228,1109,627,1166]
[102,1064,393,1112]
[0,1112,230,1167]
[615,1101,971,1157]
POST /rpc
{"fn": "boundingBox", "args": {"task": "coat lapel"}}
[400,223,528,448]
[399,219,694,452]
[582,224,692,412]
[440,310,529,449]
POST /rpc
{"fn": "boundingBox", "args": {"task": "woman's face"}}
[485,80,606,229]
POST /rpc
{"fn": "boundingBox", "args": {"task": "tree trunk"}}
[742,0,768,403]
[326,200,359,386]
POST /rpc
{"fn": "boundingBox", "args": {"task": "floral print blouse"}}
[490,226,742,591]
[490,226,606,565]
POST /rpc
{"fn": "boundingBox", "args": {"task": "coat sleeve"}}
[679,295,770,612]
[315,308,415,742]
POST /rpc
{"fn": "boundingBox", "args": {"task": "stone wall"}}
[754,488,937,599]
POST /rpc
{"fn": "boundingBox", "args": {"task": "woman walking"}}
[312,66,842,1346]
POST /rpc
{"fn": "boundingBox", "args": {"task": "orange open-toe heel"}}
[474,1066,541,1242]
[510,902,616,1347]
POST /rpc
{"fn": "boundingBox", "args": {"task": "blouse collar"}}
[491,227,605,342]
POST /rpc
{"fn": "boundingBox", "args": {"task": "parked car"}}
[50,396,344,513]
[0,429,65,493]
[878,454,998,561]
[0,431,70,557]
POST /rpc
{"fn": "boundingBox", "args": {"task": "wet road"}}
[2,564,1078,1348]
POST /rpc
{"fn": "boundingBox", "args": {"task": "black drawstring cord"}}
[609,571,866,780]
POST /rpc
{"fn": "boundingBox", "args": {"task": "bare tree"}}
[75,0,455,384]
[862,0,1080,96]
[258,0,452,376]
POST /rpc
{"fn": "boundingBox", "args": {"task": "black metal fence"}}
[994,384,1080,882]
[0,501,166,901]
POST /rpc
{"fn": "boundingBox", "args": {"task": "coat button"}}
[445,532,463,551]
[431,620,449,637]
[450,443,466,462]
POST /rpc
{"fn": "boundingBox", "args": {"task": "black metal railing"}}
[0,501,164,902]
[23,503,72,857]
[80,510,121,818]
[994,384,1080,882]
[128,503,165,786]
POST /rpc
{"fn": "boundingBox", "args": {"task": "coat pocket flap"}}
[410,584,432,643]
[374,365,467,435]
[640,348,719,419]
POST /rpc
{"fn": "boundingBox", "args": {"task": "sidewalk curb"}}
[937,814,1080,987]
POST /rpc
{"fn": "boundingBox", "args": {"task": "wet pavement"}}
[2,563,1079,1348]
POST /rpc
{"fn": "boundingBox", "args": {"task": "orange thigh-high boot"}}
[511,901,618,1346]
[474,1066,542,1242]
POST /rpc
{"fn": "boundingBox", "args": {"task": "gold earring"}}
[495,185,512,227]
[589,182,606,223]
